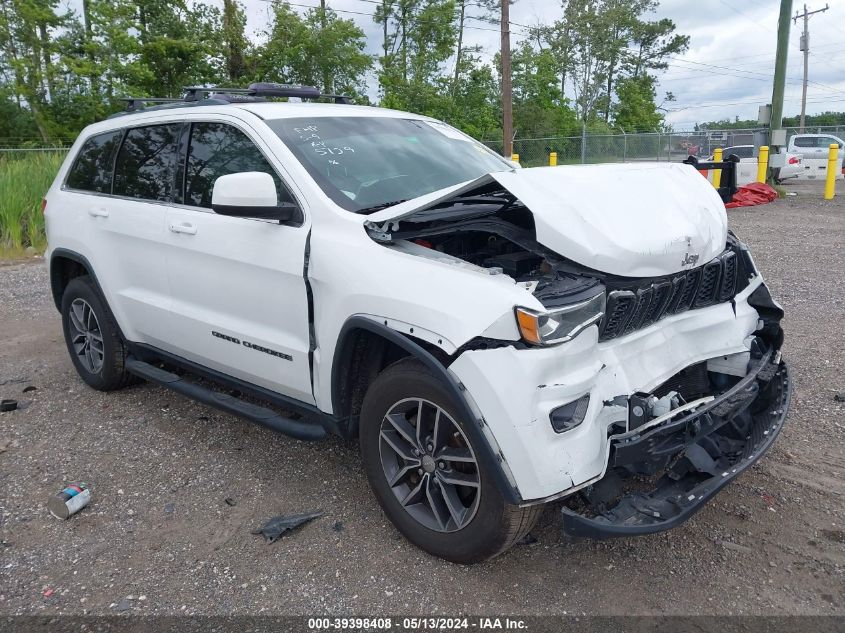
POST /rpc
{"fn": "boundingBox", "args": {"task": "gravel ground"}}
[1,184,843,617]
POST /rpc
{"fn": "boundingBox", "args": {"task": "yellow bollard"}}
[511,153,519,164]
[713,147,723,189]
[824,143,839,200]
[757,145,769,183]
[549,152,557,166]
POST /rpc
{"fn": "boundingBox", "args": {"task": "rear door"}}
[65,122,181,345]
[162,118,314,402]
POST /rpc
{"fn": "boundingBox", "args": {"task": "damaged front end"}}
[560,280,790,539]
[562,350,792,539]
[363,165,791,537]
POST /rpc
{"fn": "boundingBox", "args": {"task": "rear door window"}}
[793,136,814,148]
[183,122,292,208]
[65,130,123,193]
[113,124,181,202]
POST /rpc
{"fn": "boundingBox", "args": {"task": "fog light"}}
[550,395,590,433]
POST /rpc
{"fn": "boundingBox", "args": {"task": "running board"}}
[125,357,326,441]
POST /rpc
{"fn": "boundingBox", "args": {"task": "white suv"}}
[44,84,791,563]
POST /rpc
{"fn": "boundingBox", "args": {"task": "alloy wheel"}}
[68,298,105,374]
[378,398,481,533]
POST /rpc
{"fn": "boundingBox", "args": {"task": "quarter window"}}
[184,122,292,208]
[66,130,123,193]
[113,124,181,202]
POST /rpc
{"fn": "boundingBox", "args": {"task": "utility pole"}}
[501,0,513,158]
[769,0,793,147]
[793,3,828,133]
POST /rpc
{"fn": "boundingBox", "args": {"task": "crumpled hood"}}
[365,163,728,278]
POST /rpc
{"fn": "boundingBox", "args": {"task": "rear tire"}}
[359,358,542,564]
[61,276,137,391]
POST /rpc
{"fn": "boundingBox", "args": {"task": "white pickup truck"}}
[707,145,802,185]
[788,133,844,180]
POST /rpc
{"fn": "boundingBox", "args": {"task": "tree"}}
[612,74,663,132]
[629,17,689,78]
[546,0,688,124]
[221,0,247,83]
[258,3,372,99]
[508,42,578,137]
[374,0,456,109]
[0,0,693,146]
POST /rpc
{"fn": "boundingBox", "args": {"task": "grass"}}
[0,151,65,256]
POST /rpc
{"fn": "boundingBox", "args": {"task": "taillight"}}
[41,198,47,214]
[788,156,800,164]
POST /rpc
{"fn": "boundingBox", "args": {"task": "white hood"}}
[366,163,728,278]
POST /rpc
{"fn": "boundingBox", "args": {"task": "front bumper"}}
[560,351,791,539]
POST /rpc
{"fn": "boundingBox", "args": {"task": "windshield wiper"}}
[355,199,410,215]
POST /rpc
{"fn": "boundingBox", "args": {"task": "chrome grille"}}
[599,249,742,341]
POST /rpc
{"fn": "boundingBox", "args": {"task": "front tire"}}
[61,276,136,391]
[359,358,542,564]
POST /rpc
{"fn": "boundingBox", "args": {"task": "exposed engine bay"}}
[366,184,604,307]
[365,183,755,341]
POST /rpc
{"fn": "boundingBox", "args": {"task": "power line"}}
[254,0,519,34]
[793,3,830,131]
[667,94,845,112]
[664,55,845,95]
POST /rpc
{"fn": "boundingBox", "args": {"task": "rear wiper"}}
[355,199,409,215]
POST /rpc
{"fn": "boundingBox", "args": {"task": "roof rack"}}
[120,97,183,112]
[111,83,353,118]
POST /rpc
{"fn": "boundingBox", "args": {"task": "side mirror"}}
[211,172,301,224]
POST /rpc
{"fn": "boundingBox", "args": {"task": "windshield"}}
[267,116,512,213]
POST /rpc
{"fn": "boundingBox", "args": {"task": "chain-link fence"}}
[484,125,845,167]
[0,145,70,161]
[3,124,844,169]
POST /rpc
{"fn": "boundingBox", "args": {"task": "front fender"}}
[330,315,522,505]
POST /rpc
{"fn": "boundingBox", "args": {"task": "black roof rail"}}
[120,97,182,112]
[323,94,353,104]
[113,83,353,117]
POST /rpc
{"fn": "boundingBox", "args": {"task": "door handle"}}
[87,206,109,218]
[169,222,197,235]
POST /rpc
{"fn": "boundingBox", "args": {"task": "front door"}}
[162,120,314,403]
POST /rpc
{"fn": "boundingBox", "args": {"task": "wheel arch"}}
[49,248,103,312]
[331,316,521,505]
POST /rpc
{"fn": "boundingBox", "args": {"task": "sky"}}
[170,0,845,130]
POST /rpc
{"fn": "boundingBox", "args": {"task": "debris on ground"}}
[725,182,779,209]
[48,483,92,519]
[252,511,323,543]
[834,392,845,402]
[332,520,344,532]
[1,399,18,412]
[517,533,538,546]
[224,497,237,507]
[22,385,37,393]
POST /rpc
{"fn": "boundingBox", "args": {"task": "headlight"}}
[516,291,606,346]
